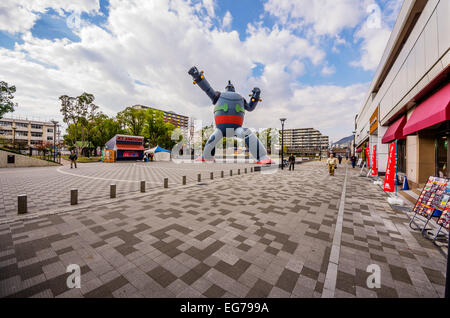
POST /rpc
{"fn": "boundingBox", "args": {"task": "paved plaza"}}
[0,161,448,298]
[0,160,254,219]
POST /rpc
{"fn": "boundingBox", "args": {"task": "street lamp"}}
[280,118,286,170]
[352,130,356,156]
[11,123,16,150]
[51,120,58,163]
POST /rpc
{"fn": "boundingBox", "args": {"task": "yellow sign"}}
[369,107,378,134]
[103,150,115,163]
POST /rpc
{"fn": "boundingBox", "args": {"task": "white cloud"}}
[0,0,100,34]
[264,0,372,36]
[285,82,369,139]
[222,11,232,30]
[202,0,215,17]
[350,25,391,71]
[0,0,365,141]
[321,64,335,76]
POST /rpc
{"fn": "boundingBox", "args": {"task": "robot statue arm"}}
[188,66,221,105]
[244,87,262,112]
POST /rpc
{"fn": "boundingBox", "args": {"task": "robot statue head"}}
[225,80,235,92]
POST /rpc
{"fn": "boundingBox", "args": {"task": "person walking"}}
[69,151,78,169]
[288,153,295,171]
[327,153,338,176]
[351,154,357,168]
[338,154,342,165]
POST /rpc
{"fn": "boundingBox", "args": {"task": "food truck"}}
[104,134,145,161]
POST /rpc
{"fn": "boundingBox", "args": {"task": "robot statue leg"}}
[202,128,223,161]
[235,127,273,164]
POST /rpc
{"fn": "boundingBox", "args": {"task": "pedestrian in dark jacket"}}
[288,154,295,171]
[351,155,357,168]
[338,155,342,164]
[69,151,78,169]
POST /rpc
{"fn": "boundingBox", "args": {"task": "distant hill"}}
[332,135,353,147]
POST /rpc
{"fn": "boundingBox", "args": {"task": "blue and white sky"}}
[0,0,403,141]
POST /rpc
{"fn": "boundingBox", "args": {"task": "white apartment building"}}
[0,117,59,148]
[355,0,449,188]
[283,128,329,155]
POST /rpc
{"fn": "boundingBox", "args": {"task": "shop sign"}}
[369,107,378,134]
[383,142,396,192]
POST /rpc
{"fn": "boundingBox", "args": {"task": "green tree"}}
[142,108,179,149]
[90,114,124,150]
[117,107,146,136]
[0,81,17,119]
[59,92,99,154]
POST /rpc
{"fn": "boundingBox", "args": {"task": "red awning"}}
[403,83,450,135]
[381,115,406,144]
[116,144,145,151]
[356,147,363,153]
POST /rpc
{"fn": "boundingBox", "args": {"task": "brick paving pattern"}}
[0,161,253,218]
[0,161,447,298]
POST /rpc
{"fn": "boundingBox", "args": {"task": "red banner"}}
[371,145,377,175]
[365,147,370,169]
[383,142,396,192]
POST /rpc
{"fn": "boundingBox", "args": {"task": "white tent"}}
[144,145,171,161]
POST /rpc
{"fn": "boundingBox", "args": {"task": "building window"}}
[47,136,53,141]
[31,124,42,129]
[0,121,12,126]
[47,128,53,133]
[397,139,406,174]
[31,132,42,137]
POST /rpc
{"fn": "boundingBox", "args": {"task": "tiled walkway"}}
[0,161,253,218]
[0,161,447,298]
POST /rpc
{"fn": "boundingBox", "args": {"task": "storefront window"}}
[436,135,448,178]
[397,139,406,173]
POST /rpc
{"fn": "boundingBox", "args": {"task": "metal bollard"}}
[198,174,201,182]
[110,184,116,198]
[182,176,186,185]
[71,189,78,205]
[164,178,168,188]
[221,171,224,178]
[140,180,145,193]
[251,167,253,173]
[238,169,240,175]
[245,168,247,174]
[230,170,233,176]
[18,194,27,214]
[210,172,214,180]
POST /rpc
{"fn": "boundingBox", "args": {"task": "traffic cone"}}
[395,174,400,185]
[402,176,410,190]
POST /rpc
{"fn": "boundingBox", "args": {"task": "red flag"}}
[383,142,396,192]
[371,145,377,175]
[365,147,370,169]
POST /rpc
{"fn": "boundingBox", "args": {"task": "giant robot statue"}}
[188,66,273,164]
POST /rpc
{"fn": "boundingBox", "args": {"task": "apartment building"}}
[355,0,449,188]
[283,128,329,156]
[132,105,189,130]
[0,117,59,147]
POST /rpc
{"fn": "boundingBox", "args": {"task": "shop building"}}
[104,134,145,161]
[355,0,449,188]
